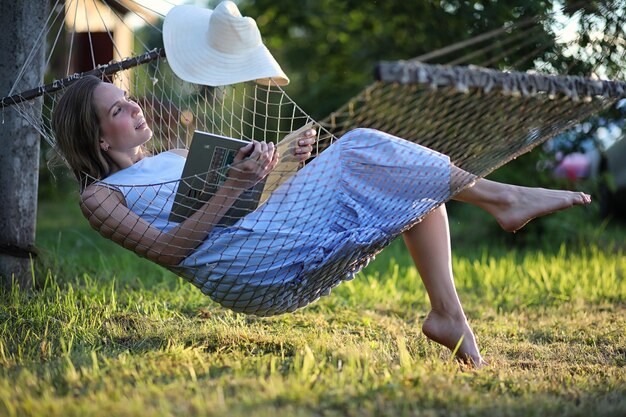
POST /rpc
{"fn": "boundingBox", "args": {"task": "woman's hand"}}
[293,128,317,162]
[225,140,279,191]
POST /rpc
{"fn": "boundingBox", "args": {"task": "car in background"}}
[547,97,625,220]
[551,132,625,220]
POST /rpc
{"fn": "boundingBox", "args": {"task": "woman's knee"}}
[342,128,382,141]
[340,128,400,149]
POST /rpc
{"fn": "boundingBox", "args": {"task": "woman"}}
[52,75,590,367]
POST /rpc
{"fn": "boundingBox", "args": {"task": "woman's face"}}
[93,83,152,152]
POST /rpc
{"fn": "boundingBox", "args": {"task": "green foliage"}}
[239,0,554,118]
[559,0,626,80]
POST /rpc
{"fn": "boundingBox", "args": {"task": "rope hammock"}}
[3,0,625,315]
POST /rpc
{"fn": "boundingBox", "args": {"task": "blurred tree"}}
[0,1,47,289]
[559,0,626,80]
[548,0,626,147]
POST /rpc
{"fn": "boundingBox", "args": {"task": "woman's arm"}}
[80,183,242,266]
[80,141,279,266]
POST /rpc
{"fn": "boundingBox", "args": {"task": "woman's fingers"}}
[298,135,316,145]
[295,144,313,154]
[228,141,279,189]
[251,141,272,165]
[293,128,317,161]
[248,140,263,161]
[259,141,269,160]
[266,147,280,173]
[295,140,313,161]
[234,142,254,163]
[245,141,276,177]
[260,143,276,171]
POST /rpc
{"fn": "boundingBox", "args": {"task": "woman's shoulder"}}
[80,182,126,210]
[103,150,186,182]
[81,182,123,198]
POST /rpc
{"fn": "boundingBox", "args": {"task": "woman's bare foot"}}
[422,310,485,367]
[491,186,591,232]
[455,179,592,233]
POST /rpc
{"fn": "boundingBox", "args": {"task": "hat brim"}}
[163,5,289,87]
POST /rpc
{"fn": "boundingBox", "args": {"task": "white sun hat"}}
[163,1,289,87]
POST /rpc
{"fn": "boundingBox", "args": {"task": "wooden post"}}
[0,1,47,289]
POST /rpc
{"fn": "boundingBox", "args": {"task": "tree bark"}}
[0,1,47,290]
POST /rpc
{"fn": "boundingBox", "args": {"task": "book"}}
[168,122,315,226]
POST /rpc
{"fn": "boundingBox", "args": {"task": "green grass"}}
[1,195,625,417]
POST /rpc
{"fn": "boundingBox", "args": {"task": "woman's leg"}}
[403,204,484,366]
[402,167,590,366]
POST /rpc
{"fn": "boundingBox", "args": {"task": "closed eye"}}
[112,93,135,117]
[106,89,131,117]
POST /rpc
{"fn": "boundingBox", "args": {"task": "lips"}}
[135,119,147,130]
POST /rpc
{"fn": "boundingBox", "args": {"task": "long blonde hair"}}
[52,75,116,187]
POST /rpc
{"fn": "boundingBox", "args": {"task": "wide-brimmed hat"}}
[163,1,289,87]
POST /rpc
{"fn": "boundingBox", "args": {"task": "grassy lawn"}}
[1,192,625,417]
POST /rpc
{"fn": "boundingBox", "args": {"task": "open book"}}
[168,122,315,226]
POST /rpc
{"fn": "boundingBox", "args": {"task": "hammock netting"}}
[3,0,626,315]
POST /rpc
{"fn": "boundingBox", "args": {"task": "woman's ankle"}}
[428,306,466,323]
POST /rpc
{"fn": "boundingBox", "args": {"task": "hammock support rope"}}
[375,61,626,100]
[0,48,165,109]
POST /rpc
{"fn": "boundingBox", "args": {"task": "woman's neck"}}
[108,147,145,173]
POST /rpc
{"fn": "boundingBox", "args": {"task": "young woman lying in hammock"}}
[52,74,590,367]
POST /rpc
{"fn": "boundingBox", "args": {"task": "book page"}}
[260,122,316,204]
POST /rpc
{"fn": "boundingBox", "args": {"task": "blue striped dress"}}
[101,128,451,315]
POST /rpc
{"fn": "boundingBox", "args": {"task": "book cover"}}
[168,122,314,225]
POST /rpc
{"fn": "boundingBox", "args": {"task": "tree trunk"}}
[0,1,47,290]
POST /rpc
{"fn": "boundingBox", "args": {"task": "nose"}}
[130,100,142,116]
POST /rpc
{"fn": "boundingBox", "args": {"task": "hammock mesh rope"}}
[3,0,625,315]
[319,62,622,176]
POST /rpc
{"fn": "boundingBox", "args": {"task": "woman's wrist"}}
[222,178,252,194]
[183,181,243,233]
